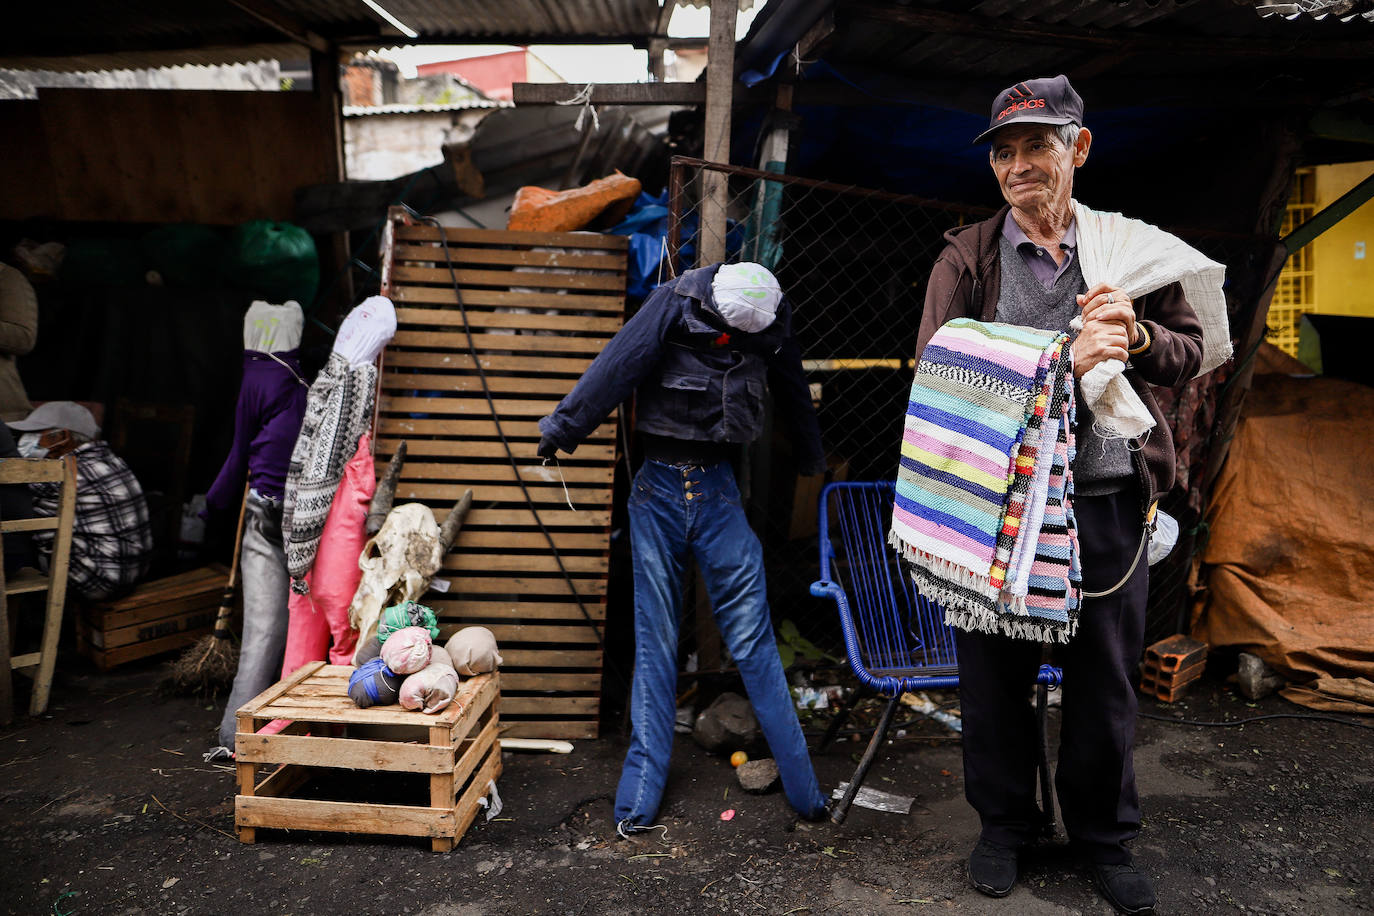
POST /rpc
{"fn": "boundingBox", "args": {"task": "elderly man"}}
[914,75,1203,914]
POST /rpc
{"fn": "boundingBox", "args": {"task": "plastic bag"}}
[444,626,503,676]
[380,626,433,675]
[1148,509,1180,566]
[378,600,439,643]
[223,219,319,306]
[348,657,402,708]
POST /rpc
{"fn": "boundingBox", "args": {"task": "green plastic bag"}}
[223,220,319,306]
[377,601,440,643]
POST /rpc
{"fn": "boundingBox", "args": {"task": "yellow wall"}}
[1312,161,1374,317]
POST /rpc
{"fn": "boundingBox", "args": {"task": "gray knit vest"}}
[994,236,1133,493]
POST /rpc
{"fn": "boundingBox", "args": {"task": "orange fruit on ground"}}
[730,751,748,768]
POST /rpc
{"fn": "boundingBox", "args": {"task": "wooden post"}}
[312,46,353,315]
[699,0,737,266]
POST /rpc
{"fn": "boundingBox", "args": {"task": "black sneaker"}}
[968,838,1019,897]
[1092,862,1157,915]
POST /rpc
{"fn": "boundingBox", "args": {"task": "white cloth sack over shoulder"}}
[1070,201,1231,439]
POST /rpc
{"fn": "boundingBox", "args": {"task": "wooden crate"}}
[75,565,228,670]
[376,212,626,739]
[235,662,501,852]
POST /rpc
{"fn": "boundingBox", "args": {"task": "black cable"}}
[418,216,628,690]
[1138,710,1373,730]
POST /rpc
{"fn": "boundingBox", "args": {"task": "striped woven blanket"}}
[889,318,1082,643]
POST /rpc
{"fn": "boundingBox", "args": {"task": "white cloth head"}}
[332,295,397,367]
[243,300,304,353]
[711,262,782,333]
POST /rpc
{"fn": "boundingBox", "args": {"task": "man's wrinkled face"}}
[989,123,1090,217]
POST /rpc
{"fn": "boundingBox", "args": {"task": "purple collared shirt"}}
[1002,212,1078,290]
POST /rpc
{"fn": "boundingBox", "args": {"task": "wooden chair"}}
[0,455,77,724]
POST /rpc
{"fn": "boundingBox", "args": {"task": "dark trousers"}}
[955,487,1148,865]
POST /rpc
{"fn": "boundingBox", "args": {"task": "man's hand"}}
[1071,315,1131,378]
[536,436,558,460]
[1076,283,1136,344]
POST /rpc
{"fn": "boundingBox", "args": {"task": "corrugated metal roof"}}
[343,99,511,116]
[4,0,663,72]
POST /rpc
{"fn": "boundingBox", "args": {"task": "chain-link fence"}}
[662,154,1277,673]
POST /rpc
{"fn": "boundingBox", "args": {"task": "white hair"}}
[1055,123,1082,149]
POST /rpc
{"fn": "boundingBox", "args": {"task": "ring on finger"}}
[1106,293,1114,304]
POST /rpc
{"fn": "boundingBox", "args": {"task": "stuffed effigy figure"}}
[380,625,432,675]
[399,647,460,713]
[444,626,503,676]
[348,657,402,708]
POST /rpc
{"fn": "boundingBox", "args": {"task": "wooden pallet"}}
[75,565,229,671]
[377,212,626,739]
[234,662,501,852]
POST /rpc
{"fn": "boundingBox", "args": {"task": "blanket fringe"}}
[888,530,999,601]
[943,605,1078,644]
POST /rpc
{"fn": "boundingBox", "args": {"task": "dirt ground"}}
[1,656,1370,916]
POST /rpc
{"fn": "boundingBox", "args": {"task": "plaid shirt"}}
[31,441,153,600]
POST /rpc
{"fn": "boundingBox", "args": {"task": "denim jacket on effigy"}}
[538,263,825,474]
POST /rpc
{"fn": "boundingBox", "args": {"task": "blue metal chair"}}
[809,481,1062,825]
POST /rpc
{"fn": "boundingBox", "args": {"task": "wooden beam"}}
[699,0,737,266]
[847,2,1374,60]
[797,9,837,60]
[1282,169,1374,252]
[1310,110,1374,145]
[513,82,705,105]
[225,0,330,53]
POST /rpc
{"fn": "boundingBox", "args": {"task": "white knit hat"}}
[333,295,398,367]
[243,300,304,353]
[711,262,782,333]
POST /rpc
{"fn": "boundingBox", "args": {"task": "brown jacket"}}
[915,205,1204,516]
[0,264,37,423]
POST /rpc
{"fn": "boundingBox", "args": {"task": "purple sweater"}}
[206,349,308,514]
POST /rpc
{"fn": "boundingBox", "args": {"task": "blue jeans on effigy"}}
[614,459,827,828]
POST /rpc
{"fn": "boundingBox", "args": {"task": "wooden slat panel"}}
[0,517,59,533]
[378,396,561,417]
[377,439,616,463]
[381,351,596,374]
[393,307,622,334]
[393,462,614,485]
[389,329,610,355]
[393,243,628,272]
[448,531,609,551]
[459,508,611,528]
[499,721,599,739]
[380,374,579,398]
[238,662,325,717]
[393,286,625,313]
[395,224,630,250]
[501,648,603,668]
[0,458,67,484]
[235,733,451,773]
[451,714,500,792]
[394,482,612,505]
[443,576,607,597]
[236,796,452,838]
[441,554,608,575]
[500,696,601,716]
[434,600,608,622]
[392,265,624,292]
[376,418,614,441]
[497,672,602,692]
[451,741,503,844]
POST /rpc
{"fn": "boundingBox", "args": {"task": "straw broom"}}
[162,486,250,696]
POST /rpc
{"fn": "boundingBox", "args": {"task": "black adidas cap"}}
[973,74,1084,145]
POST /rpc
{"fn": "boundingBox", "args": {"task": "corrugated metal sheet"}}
[4,0,663,72]
[343,99,511,116]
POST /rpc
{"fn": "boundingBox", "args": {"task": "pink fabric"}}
[280,433,374,676]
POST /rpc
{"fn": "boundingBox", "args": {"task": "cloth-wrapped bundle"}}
[348,657,402,707]
[890,318,1081,643]
[353,635,382,666]
[400,648,460,713]
[444,626,503,676]
[378,600,439,643]
[379,625,433,675]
